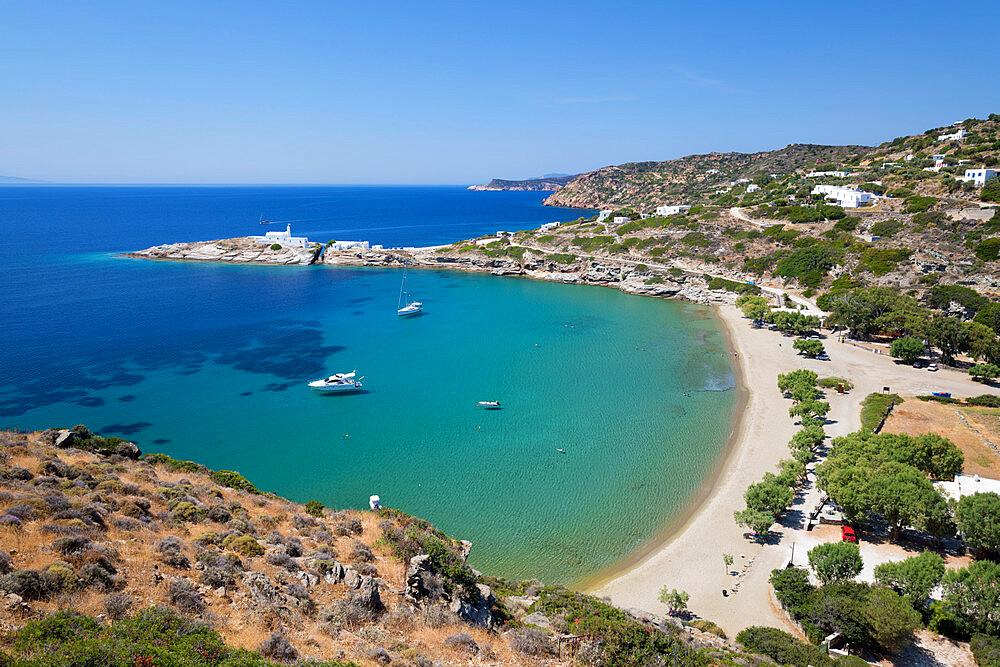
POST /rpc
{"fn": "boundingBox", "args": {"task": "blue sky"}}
[2,1,998,184]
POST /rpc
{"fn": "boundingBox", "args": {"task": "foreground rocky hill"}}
[0,427,779,666]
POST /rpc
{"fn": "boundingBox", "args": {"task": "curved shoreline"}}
[574,303,749,591]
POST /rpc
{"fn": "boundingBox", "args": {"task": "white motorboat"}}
[477,401,501,409]
[397,264,423,317]
[308,371,363,393]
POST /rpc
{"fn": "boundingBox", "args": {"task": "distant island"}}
[0,175,43,184]
[467,173,579,191]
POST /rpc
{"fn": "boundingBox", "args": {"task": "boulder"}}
[404,554,434,603]
[449,584,497,630]
[354,576,382,612]
[114,441,142,459]
[343,568,361,590]
[242,572,284,608]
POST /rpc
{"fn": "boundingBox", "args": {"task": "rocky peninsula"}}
[129,237,729,306]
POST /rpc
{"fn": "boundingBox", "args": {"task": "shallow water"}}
[0,186,736,583]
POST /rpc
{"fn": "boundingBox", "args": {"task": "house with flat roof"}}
[807,170,848,178]
[539,221,561,231]
[596,210,612,222]
[938,128,966,142]
[936,473,1000,502]
[613,216,630,224]
[655,204,692,216]
[811,185,872,208]
[962,168,998,186]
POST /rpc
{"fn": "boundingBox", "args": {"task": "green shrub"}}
[869,219,904,237]
[227,535,264,557]
[971,633,1000,667]
[141,453,203,473]
[968,394,1000,407]
[210,470,260,494]
[269,243,283,250]
[858,247,912,276]
[305,500,324,517]
[548,252,577,264]
[904,195,937,213]
[976,238,1000,261]
[859,392,903,433]
[970,363,1000,382]
[735,626,835,667]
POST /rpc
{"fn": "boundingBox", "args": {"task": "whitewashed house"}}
[249,224,310,248]
[496,231,513,239]
[963,168,998,186]
[938,128,965,142]
[327,240,371,251]
[806,170,848,178]
[655,204,692,216]
[596,209,612,222]
[936,473,1000,502]
[613,216,630,224]
[706,168,721,175]
[539,221,562,231]
[746,184,761,193]
[811,185,872,208]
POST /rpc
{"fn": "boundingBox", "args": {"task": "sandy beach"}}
[588,304,999,638]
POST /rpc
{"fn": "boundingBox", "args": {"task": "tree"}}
[827,287,901,339]
[966,322,999,361]
[789,399,831,420]
[777,369,818,396]
[868,462,951,539]
[956,492,1000,557]
[970,363,1000,383]
[890,336,925,364]
[912,433,964,480]
[744,480,794,518]
[942,559,1000,636]
[974,302,1000,335]
[723,553,734,575]
[874,551,946,608]
[658,587,689,615]
[734,508,773,537]
[793,338,825,357]
[860,586,921,654]
[927,315,970,362]
[738,295,772,322]
[808,542,863,584]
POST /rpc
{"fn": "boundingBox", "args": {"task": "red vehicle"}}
[841,526,857,543]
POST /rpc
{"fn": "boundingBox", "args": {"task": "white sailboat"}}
[397,264,423,317]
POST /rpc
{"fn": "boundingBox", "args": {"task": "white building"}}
[327,240,370,251]
[746,184,761,193]
[596,209,612,222]
[938,128,966,142]
[936,474,1000,502]
[539,221,562,231]
[706,168,721,175]
[655,204,692,216]
[736,178,751,184]
[962,168,998,186]
[249,224,310,248]
[811,185,872,208]
[613,216,630,224]
[496,231,513,238]
[806,170,848,178]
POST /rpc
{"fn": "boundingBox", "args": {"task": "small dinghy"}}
[477,401,501,409]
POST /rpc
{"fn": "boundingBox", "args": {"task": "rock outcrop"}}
[130,238,314,265]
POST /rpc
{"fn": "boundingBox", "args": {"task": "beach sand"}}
[587,304,998,637]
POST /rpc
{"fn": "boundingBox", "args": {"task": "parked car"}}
[807,335,821,340]
[816,353,830,361]
[928,363,938,371]
[841,526,857,543]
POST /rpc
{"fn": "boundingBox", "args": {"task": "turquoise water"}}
[1,186,737,584]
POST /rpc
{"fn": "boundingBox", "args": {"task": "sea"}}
[0,185,737,585]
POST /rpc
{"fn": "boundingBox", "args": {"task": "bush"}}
[972,633,1000,667]
[968,394,1000,407]
[970,363,1000,382]
[890,336,925,364]
[258,630,298,662]
[976,238,1000,261]
[736,626,835,667]
[0,569,46,600]
[444,631,479,654]
[210,469,260,494]
[154,536,190,569]
[305,500,324,517]
[224,535,262,557]
[269,243,282,250]
[807,542,863,584]
[508,627,555,656]
[167,578,205,614]
[40,562,77,595]
[904,195,937,213]
[103,592,134,621]
[859,392,902,433]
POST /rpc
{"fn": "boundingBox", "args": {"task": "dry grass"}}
[882,400,1000,477]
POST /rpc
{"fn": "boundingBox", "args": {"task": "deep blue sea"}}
[0,185,737,584]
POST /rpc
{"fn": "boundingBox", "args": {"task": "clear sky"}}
[2,1,998,184]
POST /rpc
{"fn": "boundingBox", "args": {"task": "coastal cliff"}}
[467,174,579,192]
[131,237,315,265]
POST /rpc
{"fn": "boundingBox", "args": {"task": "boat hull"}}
[397,305,423,317]
[309,381,363,393]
